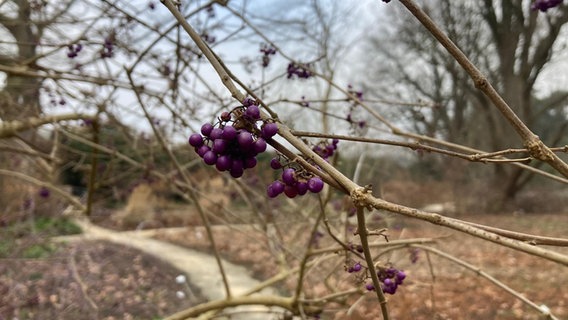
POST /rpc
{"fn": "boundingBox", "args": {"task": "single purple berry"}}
[296,181,309,195]
[203,151,217,165]
[242,97,255,107]
[284,185,298,198]
[267,180,285,198]
[38,187,50,198]
[352,262,362,272]
[210,128,223,140]
[237,131,254,149]
[196,145,210,157]
[245,105,261,120]
[253,138,267,153]
[281,168,296,185]
[212,139,228,154]
[243,157,257,169]
[272,180,285,194]
[365,283,375,291]
[231,159,244,173]
[188,133,203,147]
[220,111,231,122]
[230,166,244,178]
[215,155,232,171]
[201,123,214,136]
[307,177,324,193]
[221,125,237,140]
[261,122,278,139]
[270,157,282,169]
[395,271,406,284]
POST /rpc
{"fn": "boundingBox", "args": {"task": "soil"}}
[1,211,567,320]
[0,238,205,320]
[153,212,568,320]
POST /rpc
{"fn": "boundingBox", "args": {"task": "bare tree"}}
[366,0,568,208]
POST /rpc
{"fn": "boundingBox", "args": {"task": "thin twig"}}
[355,206,390,319]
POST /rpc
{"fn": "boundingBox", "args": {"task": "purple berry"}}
[215,155,232,171]
[221,126,237,140]
[281,168,296,185]
[395,271,406,284]
[261,123,278,138]
[308,177,324,193]
[352,262,362,272]
[210,128,223,140]
[203,151,217,165]
[38,187,50,198]
[201,123,214,136]
[188,133,203,147]
[243,157,257,169]
[237,131,254,149]
[242,97,255,107]
[253,138,267,153]
[267,180,285,198]
[284,185,298,198]
[230,167,244,178]
[212,139,228,154]
[245,105,261,120]
[197,145,210,157]
[231,159,244,173]
[220,111,231,122]
[365,283,375,291]
[270,157,282,169]
[296,181,309,195]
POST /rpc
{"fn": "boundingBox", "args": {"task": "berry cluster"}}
[260,44,277,67]
[38,187,50,198]
[266,165,324,198]
[201,31,216,44]
[366,266,406,295]
[347,84,364,102]
[287,62,313,79]
[531,0,562,11]
[67,44,82,58]
[312,139,339,161]
[188,99,278,179]
[346,262,362,273]
[101,36,114,58]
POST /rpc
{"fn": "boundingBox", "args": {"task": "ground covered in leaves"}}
[1,211,566,320]
[0,218,204,320]
[154,212,568,320]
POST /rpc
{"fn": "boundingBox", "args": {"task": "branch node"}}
[525,136,554,161]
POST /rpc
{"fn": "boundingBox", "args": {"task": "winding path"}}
[54,218,284,319]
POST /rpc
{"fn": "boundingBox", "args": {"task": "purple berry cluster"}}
[287,62,313,79]
[531,0,563,11]
[101,36,114,58]
[366,266,406,295]
[38,187,50,198]
[346,262,362,273]
[67,44,82,58]
[201,31,216,44]
[266,165,325,198]
[260,44,277,67]
[312,139,339,161]
[347,84,364,102]
[188,99,278,179]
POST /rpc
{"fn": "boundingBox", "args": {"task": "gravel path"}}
[54,218,285,320]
